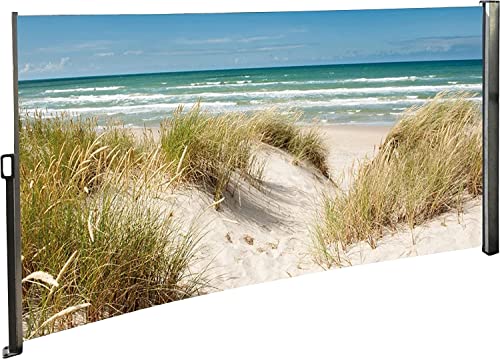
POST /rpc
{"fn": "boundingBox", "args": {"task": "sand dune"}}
[166,125,481,292]
[172,144,328,290]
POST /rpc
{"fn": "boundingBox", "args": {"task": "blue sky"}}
[18,7,481,80]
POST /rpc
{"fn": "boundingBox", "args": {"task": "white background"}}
[0,1,499,358]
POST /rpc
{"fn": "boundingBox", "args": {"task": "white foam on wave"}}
[340,76,419,83]
[166,75,446,90]
[44,86,124,94]
[25,91,482,113]
[29,83,461,106]
[27,93,168,105]
[25,87,407,106]
[23,95,481,115]
[25,95,482,123]
[167,83,482,100]
[25,101,239,116]
[172,81,279,89]
[282,96,480,109]
[190,81,222,87]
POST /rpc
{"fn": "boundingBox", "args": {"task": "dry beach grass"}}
[19,92,482,336]
[19,107,328,337]
[159,105,329,207]
[20,113,206,338]
[314,93,482,267]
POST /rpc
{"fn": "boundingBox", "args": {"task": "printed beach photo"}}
[18,7,482,338]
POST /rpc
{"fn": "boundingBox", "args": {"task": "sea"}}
[18,59,482,127]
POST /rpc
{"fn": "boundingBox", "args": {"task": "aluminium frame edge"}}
[482,0,500,255]
[2,11,23,358]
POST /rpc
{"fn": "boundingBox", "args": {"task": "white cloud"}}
[180,34,285,45]
[290,27,308,33]
[237,35,284,43]
[37,40,113,53]
[326,35,481,63]
[158,43,306,57]
[389,36,481,56]
[272,56,289,63]
[20,57,70,75]
[123,50,144,56]
[181,37,232,45]
[94,52,115,57]
[73,40,113,50]
[19,63,33,75]
[247,44,305,52]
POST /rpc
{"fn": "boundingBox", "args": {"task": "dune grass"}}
[20,112,138,192]
[159,107,329,208]
[159,105,263,208]
[20,112,206,338]
[250,110,329,177]
[20,106,331,335]
[314,93,482,267]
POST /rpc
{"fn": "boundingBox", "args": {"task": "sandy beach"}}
[20,95,483,338]
[154,124,482,292]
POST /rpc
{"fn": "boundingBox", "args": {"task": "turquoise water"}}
[18,59,482,126]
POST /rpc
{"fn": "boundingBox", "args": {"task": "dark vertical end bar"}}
[2,12,23,358]
[482,1,500,256]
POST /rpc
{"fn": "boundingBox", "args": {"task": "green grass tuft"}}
[159,105,263,208]
[314,93,482,267]
[20,112,206,338]
[250,110,329,176]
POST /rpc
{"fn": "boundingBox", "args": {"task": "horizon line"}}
[19,58,482,83]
